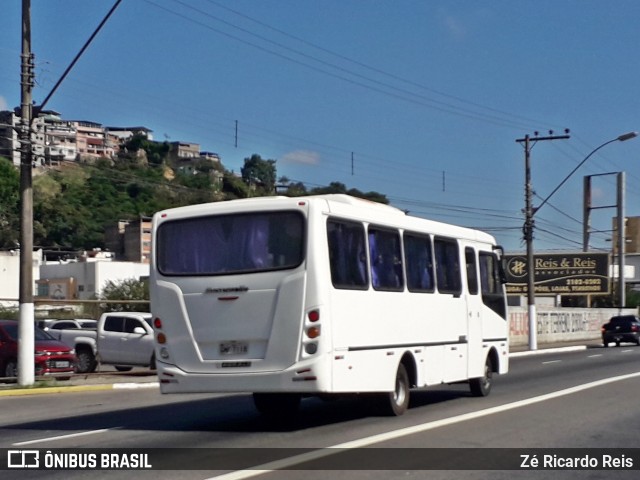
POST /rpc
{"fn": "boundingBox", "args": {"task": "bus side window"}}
[327,219,368,289]
[480,252,507,319]
[434,237,462,295]
[368,227,403,291]
[465,247,479,295]
[404,233,434,292]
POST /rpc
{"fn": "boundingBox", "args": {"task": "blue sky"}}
[1,0,639,253]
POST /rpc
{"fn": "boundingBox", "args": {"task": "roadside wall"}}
[509,307,638,347]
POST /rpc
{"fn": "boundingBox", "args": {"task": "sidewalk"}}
[1,341,604,397]
[0,368,159,397]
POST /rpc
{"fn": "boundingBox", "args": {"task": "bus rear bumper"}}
[156,362,330,394]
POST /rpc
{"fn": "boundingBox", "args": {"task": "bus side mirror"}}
[493,245,508,284]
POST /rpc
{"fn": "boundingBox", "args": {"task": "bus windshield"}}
[156,211,305,276]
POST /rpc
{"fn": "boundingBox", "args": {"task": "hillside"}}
[0,150,387,251]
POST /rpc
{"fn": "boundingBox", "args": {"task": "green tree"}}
[308,182,388,204]
[309,181,348,195]
[100,278,149,312]
[0,158,20,248]
[119,134,170,165]
[284,181,308,197]
[223,171,250,199]
[347,188,389,204]
[241,154,277,194]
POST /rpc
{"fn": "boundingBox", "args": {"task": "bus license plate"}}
[220,341,248,355]
[54,361,70,368]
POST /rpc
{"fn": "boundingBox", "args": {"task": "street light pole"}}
[517,131,637,351]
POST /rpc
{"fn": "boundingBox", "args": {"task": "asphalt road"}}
[2,345,640,480]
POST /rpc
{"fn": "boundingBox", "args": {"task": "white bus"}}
[150,194,509,416]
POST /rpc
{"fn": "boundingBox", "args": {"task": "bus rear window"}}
[156,211,305,276]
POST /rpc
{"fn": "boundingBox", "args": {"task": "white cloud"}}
[437,8,468,41]
[281,150,321,166]
[443,15,467,40]
[0,96,8,111]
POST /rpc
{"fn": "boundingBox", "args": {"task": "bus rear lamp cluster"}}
[303,309,320,355]
[154,317,170,360]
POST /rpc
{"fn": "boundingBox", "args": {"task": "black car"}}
[602,315,640,347]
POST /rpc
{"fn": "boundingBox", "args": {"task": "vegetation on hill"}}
[0,139,388,250]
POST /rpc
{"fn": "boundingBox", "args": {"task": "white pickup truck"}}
[50,312,155,373]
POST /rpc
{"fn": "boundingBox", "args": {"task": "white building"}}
[38,259,149,301]
[0,250,42,306]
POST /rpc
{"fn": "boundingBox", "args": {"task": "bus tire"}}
[374,363,410,416]
[150,353,156,370]
[253,393,301,417]
[470,356,493,397]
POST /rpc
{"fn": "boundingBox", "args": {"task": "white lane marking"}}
[510,345,586,357]
[12,427,122,446]
[541,360,562,365]
[206,371,640,480]
[588,354,603,358]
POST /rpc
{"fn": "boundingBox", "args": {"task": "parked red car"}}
[0,320,77,380]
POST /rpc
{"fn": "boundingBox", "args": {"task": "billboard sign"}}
[504,252,610,296]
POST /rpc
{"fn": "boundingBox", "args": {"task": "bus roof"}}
[154,194,498,246]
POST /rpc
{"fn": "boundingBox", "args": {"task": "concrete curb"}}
[0,381,159,397]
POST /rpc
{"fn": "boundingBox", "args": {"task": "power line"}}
[149,0,544,130]
[203,0,558,131]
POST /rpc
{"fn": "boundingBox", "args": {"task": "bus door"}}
[465,247,484,379]
[435,237,468,382]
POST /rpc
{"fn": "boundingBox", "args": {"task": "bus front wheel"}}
[469,356,493,397]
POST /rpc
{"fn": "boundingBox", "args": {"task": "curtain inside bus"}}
[157,211,304,275]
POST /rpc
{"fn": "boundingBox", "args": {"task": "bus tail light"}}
[304,343,318,355]
[306,326,321,339]
[157,333,167,344]
[154,317,163,329]
[302,308,321,357]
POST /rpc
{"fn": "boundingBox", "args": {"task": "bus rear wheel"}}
[373,363,410,416]
[253,393,301,417]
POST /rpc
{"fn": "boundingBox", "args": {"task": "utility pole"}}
[583,175,592,252]
[516,131,570,351]
[15,0,123,385]
[19,0,35,385]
